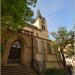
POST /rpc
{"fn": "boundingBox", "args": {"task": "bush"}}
[44,68,66,75]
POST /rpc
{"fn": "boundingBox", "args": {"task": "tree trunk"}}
[60,49,66,67]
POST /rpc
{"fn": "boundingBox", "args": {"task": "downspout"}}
[32,34,34,67]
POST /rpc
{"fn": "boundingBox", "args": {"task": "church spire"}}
[36,9,42,18]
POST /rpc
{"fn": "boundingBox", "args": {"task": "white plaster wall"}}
[34,18,40,28]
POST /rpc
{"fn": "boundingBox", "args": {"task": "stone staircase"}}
[1,65,39,75]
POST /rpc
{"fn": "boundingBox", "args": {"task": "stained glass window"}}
[11,41,21,48]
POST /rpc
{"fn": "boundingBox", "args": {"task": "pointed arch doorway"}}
[8,40,22,64]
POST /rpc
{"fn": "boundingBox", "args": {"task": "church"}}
[2,10,64,72]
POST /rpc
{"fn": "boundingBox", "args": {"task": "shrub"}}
[44,68,66,75]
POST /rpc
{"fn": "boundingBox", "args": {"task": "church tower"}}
[34,10,48,31]
[33,9,49,39]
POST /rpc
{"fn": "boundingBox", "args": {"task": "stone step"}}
[2,66,35,71]
[1,65,39,75]
[2,68,35,72]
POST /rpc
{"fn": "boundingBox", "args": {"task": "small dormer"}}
[33,10,48,31]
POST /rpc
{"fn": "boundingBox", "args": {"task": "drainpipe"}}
[32,34,34,67]
[41,49,45,75]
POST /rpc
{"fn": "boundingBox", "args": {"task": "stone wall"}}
[2,30,33,66]
[2,28,64,71]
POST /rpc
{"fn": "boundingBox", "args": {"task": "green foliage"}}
[50,26,74,57]
[1,0,37,31]
[44,69,66,75]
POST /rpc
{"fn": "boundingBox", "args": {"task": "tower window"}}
[42,25,45,30]
[40,41,46,53]
[41,21,44,23]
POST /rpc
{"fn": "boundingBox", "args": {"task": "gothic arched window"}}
[41,41,45,50]
[11,40,21,48]
[41,41,46,53]
[8,40,22,63]
[46,42,52,53]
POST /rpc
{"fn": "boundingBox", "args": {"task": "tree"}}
[1,0,37,56]
[1,0,37,31]
[50,26,74,67]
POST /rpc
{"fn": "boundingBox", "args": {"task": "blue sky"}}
[33,0,75,39]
